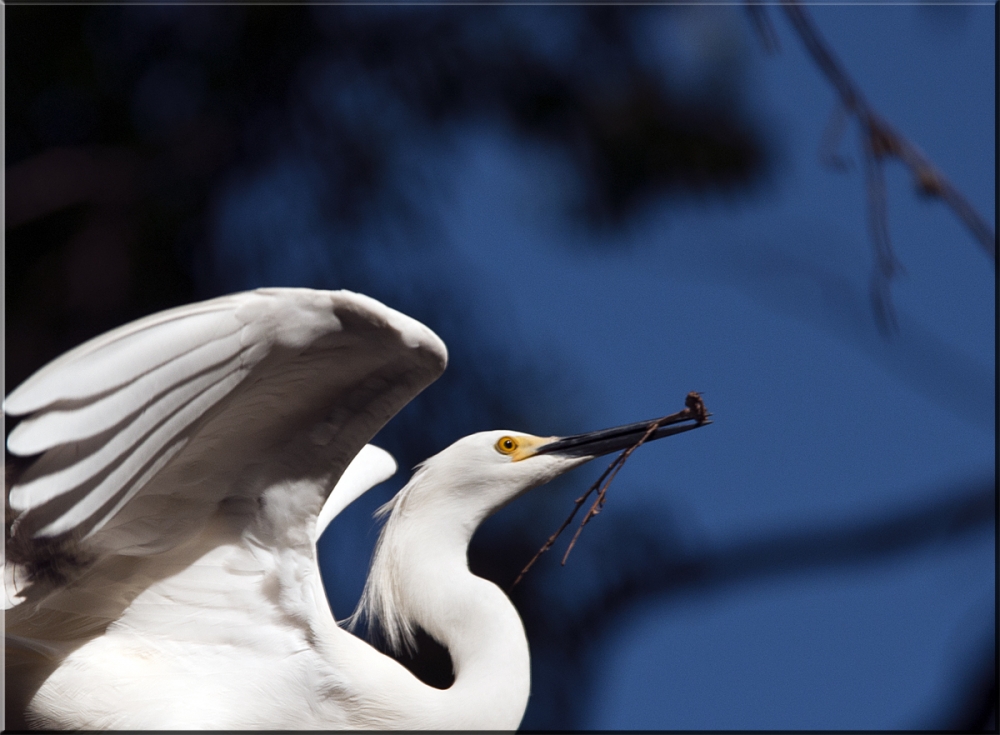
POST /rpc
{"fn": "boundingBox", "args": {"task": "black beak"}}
[534,393,711,459]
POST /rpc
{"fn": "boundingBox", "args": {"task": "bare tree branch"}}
[818,101,852,172]
[863,130,903,334]
[781,0,996,258]
[747,2,996,333]
[745,3,781,55]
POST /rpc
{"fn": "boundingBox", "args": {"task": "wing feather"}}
[6,288,446,559]
[6,328,245,456]
[40,361,247,538]
[8,352,245,518]
[316,444,398,539]
[3,300,242,415]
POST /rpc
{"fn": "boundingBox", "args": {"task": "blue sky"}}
[206,5,993,728]
[425,6,994,728]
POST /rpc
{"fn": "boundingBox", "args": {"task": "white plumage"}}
[5,287,700,729]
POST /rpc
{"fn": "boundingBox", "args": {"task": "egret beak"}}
[533,393,711,459]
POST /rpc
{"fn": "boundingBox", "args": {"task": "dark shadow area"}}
[502,476,995,728]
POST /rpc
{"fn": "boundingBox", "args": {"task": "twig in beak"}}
[510,392,709,589]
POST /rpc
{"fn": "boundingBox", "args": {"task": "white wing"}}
[4,288,447,728]
[317,443,398,539]
[5,287,444,600]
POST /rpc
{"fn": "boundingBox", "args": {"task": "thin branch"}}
[776,0,995,330]
[745,3,780,55]
[559,417,664,565]
[510,392,709,589]
[863,131,902,334]
[509,458,619,589]
[818,101,852,172]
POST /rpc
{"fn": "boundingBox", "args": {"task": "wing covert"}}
[5,288,446,558]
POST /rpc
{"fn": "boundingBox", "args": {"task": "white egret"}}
[5,288,703,730]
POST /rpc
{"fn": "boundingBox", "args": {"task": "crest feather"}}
[346,465,429,654]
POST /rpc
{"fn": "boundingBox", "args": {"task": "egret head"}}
[353,412,706,653]
[396,430,587,520]
[383,413,705,532]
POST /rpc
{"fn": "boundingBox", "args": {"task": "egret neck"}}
[356,472,531,729]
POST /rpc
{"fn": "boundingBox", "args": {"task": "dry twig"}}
[749,1,995,333]
[510,392,710,589]
[818,101,852,172]
[745,4,781,55]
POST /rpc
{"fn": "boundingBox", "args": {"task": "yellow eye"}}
[495,436,519,455]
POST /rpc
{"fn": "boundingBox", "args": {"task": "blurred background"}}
[4,3,994,729]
